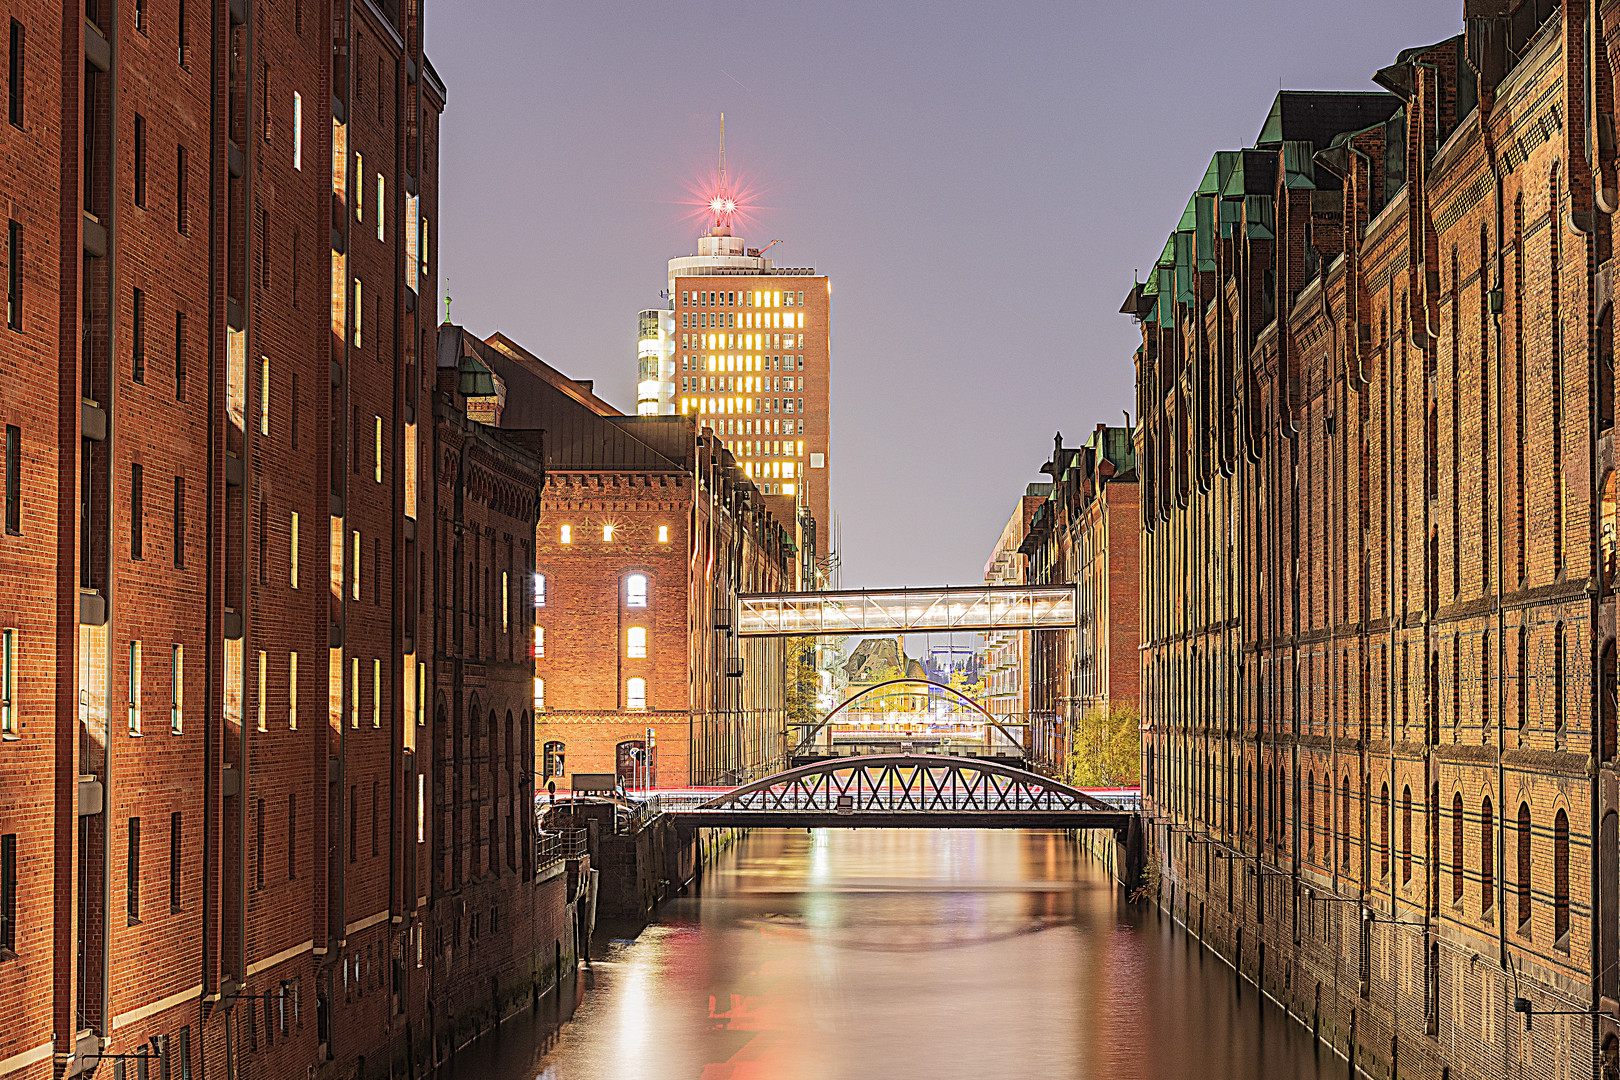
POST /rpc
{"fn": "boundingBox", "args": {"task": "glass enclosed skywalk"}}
[736,584,1075,637]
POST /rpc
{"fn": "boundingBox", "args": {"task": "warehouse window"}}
[542,741,565,780]
[626,626,646,659]
[533,678,544,711]
[133,114,146,207]
[132,288,146,382]
[290,512,299,588]
[128,640,142,735]
[170,644,183,734]
[291,91,302,169]
[173,477,185,568]
[1554,808,1569,948]
[0,833,13,952]
[533,627,544,658]
[256,651,267,731]
[626,677,646,711]
[127,818,141,923]
[177,146,189,234]
[4,426,17,533]
[1481,796,1495,915]
[1516,802,1532,934]
[288,652,298,729]
[0,628,14,737]
[6,220,19,330]
[534,572,546,606]
[559,525,571,545]
[626,573,648,608]
[1452,792,1464,904]
[131,464,143,559]
[169,812,181,911]
[8,21,22,127]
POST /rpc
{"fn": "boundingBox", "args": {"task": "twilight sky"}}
[424,0,1462,589]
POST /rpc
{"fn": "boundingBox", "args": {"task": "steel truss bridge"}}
[735,583,1075,637]
[667,755,1131,830]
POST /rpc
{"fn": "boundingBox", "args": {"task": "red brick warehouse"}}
[0,3,578,1079]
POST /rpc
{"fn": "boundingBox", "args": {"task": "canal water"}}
[441,829,1334,1080]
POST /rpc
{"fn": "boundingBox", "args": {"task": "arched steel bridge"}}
[667,755,1131,830]
[793,678,1024,752]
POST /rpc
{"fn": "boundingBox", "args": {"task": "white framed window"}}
[626,677,646,711]
[170,644,183,734]
[372,659,380,728]
[627,626,647,659]
[534,677,545,711]
[0,628,15,737]
[259,358,270,435]
[376,175,385,241]
[292,91,302,170]
[256,650,267,731]
[533,626,545,658]
[626,573,648,608]
[128,640,143,735]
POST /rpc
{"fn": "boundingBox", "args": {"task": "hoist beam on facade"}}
[735,583,1076,637]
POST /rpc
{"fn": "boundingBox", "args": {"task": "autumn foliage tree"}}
[1067,702,1141,787]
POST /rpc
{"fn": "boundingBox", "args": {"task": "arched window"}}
[1481,795,1495,916]
[626,626,647,659]
[1380,782,1390,878]
[1401,785,1413,885]
[626,677,646,711]
[533,677,544,711]
[543,740,564,780]
[1452,792,1465,903]
[625,573,648,608]
[1554,809,1570,947]
[1517,802,1532,934]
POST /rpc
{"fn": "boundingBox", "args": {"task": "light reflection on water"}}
[439,829,1334,1080]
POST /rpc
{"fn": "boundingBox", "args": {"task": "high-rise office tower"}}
[665,189,832,569]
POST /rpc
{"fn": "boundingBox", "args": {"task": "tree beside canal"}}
[1067,703,1141,787]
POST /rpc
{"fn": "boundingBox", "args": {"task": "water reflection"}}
[440,829,1333,1080]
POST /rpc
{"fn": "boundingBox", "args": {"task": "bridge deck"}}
[670,809,1131,830]
[736,583,1075,637]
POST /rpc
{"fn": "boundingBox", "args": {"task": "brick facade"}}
[439,325,798,790]
[1017,426,1140,775]
[0,4,571,1079]
[1133,6,1620,1076]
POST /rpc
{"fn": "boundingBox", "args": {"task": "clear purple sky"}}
[424,1,1462,589]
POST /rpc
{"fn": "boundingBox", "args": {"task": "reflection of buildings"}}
[444,326,798,787]
[1018,426,1138,774]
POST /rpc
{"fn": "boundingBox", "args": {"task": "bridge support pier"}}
[1115,814,1146,895]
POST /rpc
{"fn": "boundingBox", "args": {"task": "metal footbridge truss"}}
[736,583,1075,637]
[668,755,1130,830]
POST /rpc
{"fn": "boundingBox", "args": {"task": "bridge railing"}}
[536,828,588,871]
